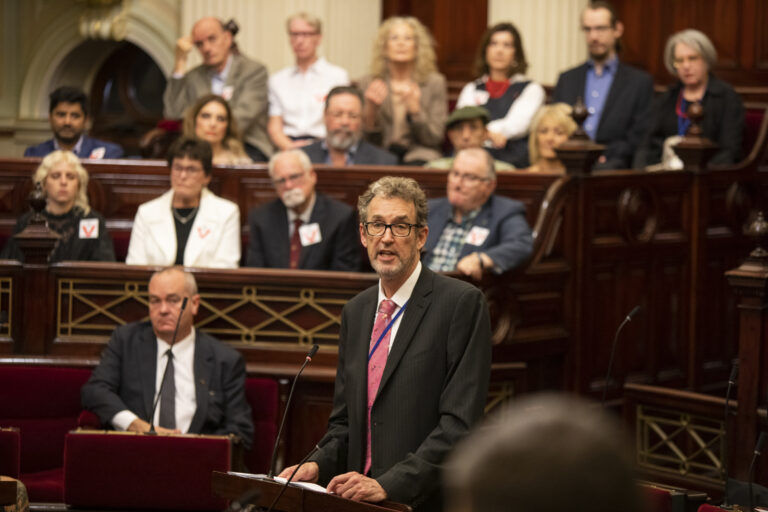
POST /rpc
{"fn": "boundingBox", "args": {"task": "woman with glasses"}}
[642,29,744,168]
[1,150,115,262]
[358,16,447,165]
[126,137,241,268]
[456,22,545,168]
[182,94,252,165]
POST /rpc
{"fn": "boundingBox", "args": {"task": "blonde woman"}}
[527,104,577,173]
[359,16,447,164]
[0,150,115,262]
[182,94,252,165]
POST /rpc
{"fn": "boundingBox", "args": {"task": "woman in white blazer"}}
[126,137,241,268]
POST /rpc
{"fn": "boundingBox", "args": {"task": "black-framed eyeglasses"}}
[363,221,421,237]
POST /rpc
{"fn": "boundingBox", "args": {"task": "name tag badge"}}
[299,222,322,247]
[89,147,106,159]
[79,218,99,239]
[465,226,490,246]
[473,90,490,105]
[196,224,212,239]
[221,86,234,101]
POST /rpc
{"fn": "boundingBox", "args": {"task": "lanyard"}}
[367,300,408,362]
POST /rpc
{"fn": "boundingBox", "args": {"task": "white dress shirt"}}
[376,261,422,352]
[268,57,349,138]
[111,330,197,432]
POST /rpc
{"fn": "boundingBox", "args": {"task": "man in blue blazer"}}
[301,86,398,166]
[81,267,253,449]
[246,149,361,270]
[423,148,533,279]
[552,2,653,170]
[24,86,124,159]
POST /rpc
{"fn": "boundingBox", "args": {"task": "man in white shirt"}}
[81,267,254,449]
[267,12,349,151]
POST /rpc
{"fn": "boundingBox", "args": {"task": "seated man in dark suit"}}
[301,86,397,166]
[246,149,361,270]
[423,148,533,280]
[81,267,253,449]
[24,86,124,159]
[552,1,653,170]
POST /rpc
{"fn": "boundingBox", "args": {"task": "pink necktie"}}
[365,299,397,475]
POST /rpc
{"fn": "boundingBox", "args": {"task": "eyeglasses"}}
[149,295,185,308]
[672,54,703,68]
[289,31,318,39]
[363,221,421,237]
[448,170,491,184]
[171,164,204,175]
[272,172,306,187]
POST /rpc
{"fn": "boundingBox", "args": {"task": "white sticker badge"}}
[79,218,99,239]
[299,222,322,247]
[473,90,490,105]
[465,226,490,246]
[221,86,234,101]
[89,147,106,159]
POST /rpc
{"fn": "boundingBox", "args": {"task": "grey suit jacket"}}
[163,54,272,158]
[301,140,398,166]
[81,321,254,450]
[312,267,491,512]
[246,193,361,271]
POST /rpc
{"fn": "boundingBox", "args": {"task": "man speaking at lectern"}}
[279,177,492,512]
[81,267,253,449]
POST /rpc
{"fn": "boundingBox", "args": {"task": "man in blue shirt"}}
[24,87,124,159]
[553,1,653,170]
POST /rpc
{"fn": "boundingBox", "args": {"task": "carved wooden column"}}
[555,97,604,175]
[674,102,719,174]
[13,184,60,354]
[725,212,768,479]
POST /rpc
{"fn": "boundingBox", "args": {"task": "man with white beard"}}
[246,149,361,270]
[301,86,398,166]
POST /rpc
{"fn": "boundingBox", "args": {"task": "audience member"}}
[278,176,491,512]
[24,87,124,159]
[301,86,398,166]
[456,22,545,168]
[1,150,115,263]
[126,137,240,268]
[81,266,254,449]
[359,17,447,165]
[182,94,252,165]
[246,150,360,270]
[268,12,350,151]
[445,393,643,512]
[424,148,532,280]
[163,17,272,161]
[642,29,744,168]
[527,103,578,173]
[425,106,514,171]
[553,1,653,170]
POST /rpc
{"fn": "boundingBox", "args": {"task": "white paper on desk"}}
[228,472,328,493]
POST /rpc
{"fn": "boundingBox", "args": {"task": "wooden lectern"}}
[211,471,412,512]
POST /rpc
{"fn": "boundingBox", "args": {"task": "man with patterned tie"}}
[81,267,253,449]
[246,149,360,271]
[278,176,492,512]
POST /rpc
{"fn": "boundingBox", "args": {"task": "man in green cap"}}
[425,106,515,171]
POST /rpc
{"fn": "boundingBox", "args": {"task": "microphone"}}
[148,296,189,434]
[226,488,260,512]
[723,362,739,507]
[267,344,320,478]
[601,305,641,406]
[749,432,766,512]
[264,437,329,512]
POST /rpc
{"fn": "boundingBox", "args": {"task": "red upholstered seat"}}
[0,429,20,478]
[0,365,92,502]
[64,432,230,510]
[697,505,725,512]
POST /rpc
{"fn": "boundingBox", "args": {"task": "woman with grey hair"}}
[642,29,744,167]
